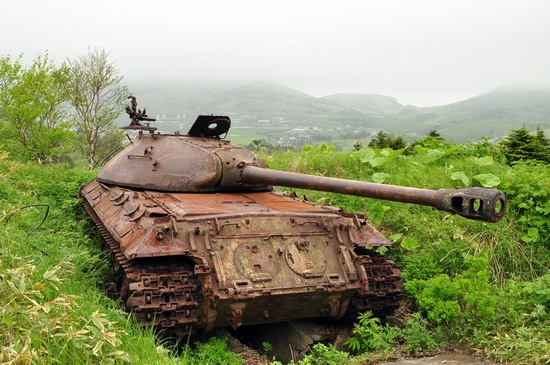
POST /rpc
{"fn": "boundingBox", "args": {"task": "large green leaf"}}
[473,174,501,188]
[451,171,470,186]
[372,172,390,184]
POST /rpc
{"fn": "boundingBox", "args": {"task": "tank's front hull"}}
[80,180,402,334]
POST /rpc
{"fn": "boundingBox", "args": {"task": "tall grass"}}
[0,156,189,364]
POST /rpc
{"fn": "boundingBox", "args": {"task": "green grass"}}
[0,155,223,364]
[1,141,549,364]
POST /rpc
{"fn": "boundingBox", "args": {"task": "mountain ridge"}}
[125,79,550,143]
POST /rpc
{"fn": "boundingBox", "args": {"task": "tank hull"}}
[80,179,403,334]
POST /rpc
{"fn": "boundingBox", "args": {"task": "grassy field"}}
[1,139,549,364]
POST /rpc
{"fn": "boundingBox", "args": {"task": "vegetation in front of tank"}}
[404,256,499,333]
[179,337,245,365]
[343,311,442,358]
[269,343,349,365]
[344,311,401,354]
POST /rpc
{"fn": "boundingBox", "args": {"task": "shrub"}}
[405,256,497,332]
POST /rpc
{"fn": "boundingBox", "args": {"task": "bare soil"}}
[375,350,502,365]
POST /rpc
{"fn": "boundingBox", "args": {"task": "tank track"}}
[82,200,203,335]
[352,250,403,316]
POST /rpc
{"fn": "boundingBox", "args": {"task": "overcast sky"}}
[2,0,550,106]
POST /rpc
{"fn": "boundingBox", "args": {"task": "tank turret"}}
[80,105,506,335]
[99,114,505,222]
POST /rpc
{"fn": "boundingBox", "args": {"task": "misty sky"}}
[2,0,550,106]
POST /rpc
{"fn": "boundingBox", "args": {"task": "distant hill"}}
[124,79,550,143]
[397,86,550,141]
[126,79,370,129]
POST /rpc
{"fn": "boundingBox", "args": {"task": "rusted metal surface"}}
[80,111,505,334]
[123,96,157,132]
[241,166,506,223]
[97,126,506,223]
[82,195,203,334]
[97,132,266,192]
[80,178,402,333]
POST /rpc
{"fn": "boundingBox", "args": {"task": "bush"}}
[405,256,497,332]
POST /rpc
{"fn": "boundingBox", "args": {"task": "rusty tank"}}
[79,103,506,335]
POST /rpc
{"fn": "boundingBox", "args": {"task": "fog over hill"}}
[125,79,550,144]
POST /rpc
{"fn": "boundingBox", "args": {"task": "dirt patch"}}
[378,351,500,365]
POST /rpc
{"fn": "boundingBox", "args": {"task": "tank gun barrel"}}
[241,166,506,223]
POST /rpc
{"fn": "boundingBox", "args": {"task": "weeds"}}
[344,311,399,354]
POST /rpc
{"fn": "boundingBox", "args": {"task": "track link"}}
[82,199,203,335]
[352,251,403,316]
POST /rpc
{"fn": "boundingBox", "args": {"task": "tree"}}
[499,126,550,164]
[0,54,72,162]
[532,127,550,163]
[368,131,389,149]
[427,130,442,139]
[410,130,452,151]
[64,49,129,170]
[368,130,406,150]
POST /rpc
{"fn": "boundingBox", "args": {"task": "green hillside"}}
[401,86,550,141]
[124,79,550,146]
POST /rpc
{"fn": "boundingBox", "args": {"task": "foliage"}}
[0,54,73,162]
[410,131,453,151]
[485,274,550,364]
[499,126,550,164]
[0,157,229,364]
[502,274,550,324]
[247,138,274,151]
[270,343,349,365]
[350,146,406,169]
[295,343,349,365]
[401,313,441,355]
[64,48,129,170]
[368,130,406,150]
[499,161,550,253]
[486,325,549,365]
[182,338,244,365]
[344,311,400,354]
[405,256,498,330]
[0,255,129,363]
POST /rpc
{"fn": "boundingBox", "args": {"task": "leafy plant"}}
[297,343,349,365]
[367,202,390,226]
[351,147,406,169]
[500,161,549,252]
[405,256,497,330]
[400,236,420,252]
[0,54,72,162]
[183,338,244,365]
[401,313,441,355]
[344,311,400,353]
[450,171,470,186]
[472,173,501,188]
